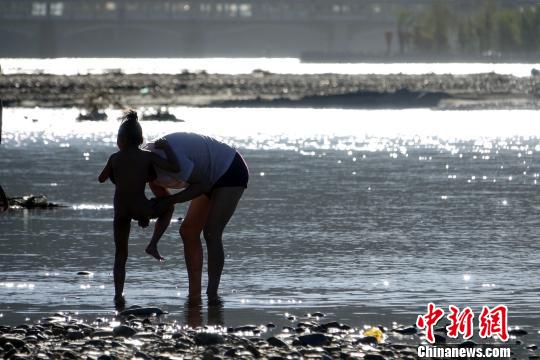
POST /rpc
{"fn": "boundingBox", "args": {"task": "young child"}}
[98,109,179,306]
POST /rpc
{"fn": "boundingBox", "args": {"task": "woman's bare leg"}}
[203,187,244,299]
[145,182,173,261]
[180,195,210,299]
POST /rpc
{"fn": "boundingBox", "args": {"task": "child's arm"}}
[150,138,180,173]
[98,156,113,183]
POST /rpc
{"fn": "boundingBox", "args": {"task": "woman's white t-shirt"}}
[145,132,236,189]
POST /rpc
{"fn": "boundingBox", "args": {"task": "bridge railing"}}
[1,0,538,22]
[0,0,405,22]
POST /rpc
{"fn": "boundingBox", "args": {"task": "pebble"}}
[76,271,93,276]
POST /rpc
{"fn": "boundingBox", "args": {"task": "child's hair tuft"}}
[118,109,143,146]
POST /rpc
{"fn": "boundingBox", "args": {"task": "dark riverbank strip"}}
[1,71,540,110]
[0,310,533,360]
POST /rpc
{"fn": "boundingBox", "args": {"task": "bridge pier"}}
[328,23,351,53]
[39,20,57,58]
[181,22,206,57]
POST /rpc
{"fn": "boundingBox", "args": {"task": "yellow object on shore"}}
[363,327,384,343]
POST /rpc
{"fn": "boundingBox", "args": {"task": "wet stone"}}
[76,271,93,276]
[363,354,387,360]
[358,336,378,345]
[509,329,528,336]
[459,340,478,348]
[194,333,224,346]
[91,330,113,337]
[320,321,341,330]
[62,350,79,359]
[120,307,165,317]
[4,348,17,359]
[112,325,136,338]
[296,333,330,346]
[234,325,258,332]
[66,330,85,340]
[0,337,25,348]
[434,334,446,344]
[134,351,151,360]
[267,336,288,348]
[392,326,417,335]
[85,339,106,347]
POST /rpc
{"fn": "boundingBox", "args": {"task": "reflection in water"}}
[208,296,225,326]
[184,298,203,328]
[183,296,224,328]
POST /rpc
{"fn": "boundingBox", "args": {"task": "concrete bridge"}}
[0,0,536,58]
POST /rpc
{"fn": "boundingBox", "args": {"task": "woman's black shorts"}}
[205,152,249,197]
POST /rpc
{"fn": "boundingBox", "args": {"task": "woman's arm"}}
[152,183,208,214]
[98,156,113,183]
[150,138,180,173]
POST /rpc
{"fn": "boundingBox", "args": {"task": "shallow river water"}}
[1,107,539,339]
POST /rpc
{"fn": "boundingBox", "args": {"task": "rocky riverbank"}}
[1,71,540,110]
[0,307,535,360]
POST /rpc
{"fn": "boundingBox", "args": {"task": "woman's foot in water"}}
[114,295,126,310]
[145,244,165,261]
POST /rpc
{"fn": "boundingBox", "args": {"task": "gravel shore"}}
[1,71,540,110]
[0,306,535,360]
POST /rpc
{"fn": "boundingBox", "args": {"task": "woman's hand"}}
[154,138,170,150]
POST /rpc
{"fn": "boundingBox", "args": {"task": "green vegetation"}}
[396,0,540,55]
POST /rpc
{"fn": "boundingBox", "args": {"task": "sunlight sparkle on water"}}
[5,108,540,150]
[2,58,540,76]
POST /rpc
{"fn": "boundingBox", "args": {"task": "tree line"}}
[395,0,540,56]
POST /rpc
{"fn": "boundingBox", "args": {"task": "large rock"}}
[112,325,136,338]
[296,333,330,346]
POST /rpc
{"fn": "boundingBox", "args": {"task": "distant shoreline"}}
[1,71,540,110]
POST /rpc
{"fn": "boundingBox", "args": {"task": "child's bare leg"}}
[113,215,130,307]
[145,182,172,261]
